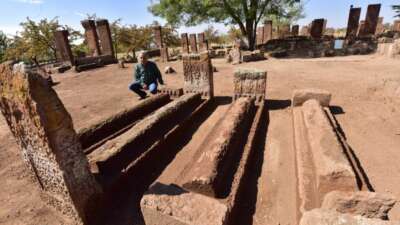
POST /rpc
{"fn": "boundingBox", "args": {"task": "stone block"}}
[233,68,267,103]
[263,20,273,43]
[300,209,400,225]
[322,191,397,220]
[81,20,101,56]
[0,62,102,224]
[189,34,198,53]
[197,33,208,51]
[292,25,300,36]
[292,89,332,107]
[393,20,400,32]
[54,30,74,65]
[310,19,326,39]
[181,33,190,54]
[256,26,265,45]
[182,52,214,98]
[361,4,381,36]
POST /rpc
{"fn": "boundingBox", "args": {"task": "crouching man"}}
[129,51,164,99]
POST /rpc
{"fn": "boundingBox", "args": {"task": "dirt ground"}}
[1,54,400,225]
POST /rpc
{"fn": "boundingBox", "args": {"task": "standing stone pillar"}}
[375,17,384,35]
[197,33,208,52]
[96,19,115,57]
[54,30,74,65]
[0,62,102,224]
[182,52,214,98]
[310,19,325,39]
[256,26,265,45]
[346,7,361,39]
[81,20,101,56]
[263,20,273,43]
[393,20,400,32]
[278,24,290,38]
[181,33,190,54]
[291,25,299,36]
[189,34,198,53]
[360,4,381,36]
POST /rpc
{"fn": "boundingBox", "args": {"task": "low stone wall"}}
[88,93,202,175]
[77,94,171,152]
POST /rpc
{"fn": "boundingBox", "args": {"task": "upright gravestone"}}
[233,68,267,104]
[375,17,384,35]
[153,26,169,62]
[54,30,74,65]
[300,26,310,36]
[182,52,214,99]
[181,33,190,54]
[291,25,300,36]
[310,19,325,39]
[263,21,273,43]
[360,4,381,36]
[81,20,101,56]
[0,62,102,224]
[346,7,361,39]
[256,26,265,45]
[96,19,115,57]
[394,20,400,32]
[278,25,291,39]
[189,34,198,53]
[197,33,209,51]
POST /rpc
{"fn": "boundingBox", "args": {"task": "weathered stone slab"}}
[146,49,161,58]
[153,26,163,48]
[292,89,331,107]
[376,17,385,35]
[292,25,300,36]
[256,26,265,45]
[182,52,214,98]
[300,26,310,36]
[233,68,266,103]
[88,93,202,175]
[322,191,397,220]
[361,4,381,36]
[75,55,117,66]
[278,24,291,39]
[157,87,184,98]
[181,33,190,54]
[81,20,101,56]
[189,34,198,53]
[263,20,273,43]
[181,98,254,197]
[241,50,266,63]
[300,209,400,225]
[0,62,102,224]
[78,94,171,151]
[197,33,208,51]
[310,19,326,39]
[393,20,400,32]
[96,19,115,57]
[229,47,242,65]
[54,30,74,65]
[301,99,358,203]
[346,7,361,39]
[358,20,366,36]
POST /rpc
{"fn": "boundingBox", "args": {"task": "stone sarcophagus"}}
[182,52,214,99]
[0,62,102,224]
[233,68,267,103]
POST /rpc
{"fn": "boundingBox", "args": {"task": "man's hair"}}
[138,51,148,59]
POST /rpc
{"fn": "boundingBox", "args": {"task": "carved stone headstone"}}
[197,33,208,51]
[291,25,300,36]
[278,24,291,39]
[189,34,198,53]
[233,68,267,104]
[360,4,381,36]
[81,20,101,56]
[256,26,265,45]
[0,62,102,224]
[182,52,214,98]
[181,33,190,54]
[346,7,361,39]
[96,19,115,57]
[310,19,325,39]
[263,20,273,43]
[54,30,74,65]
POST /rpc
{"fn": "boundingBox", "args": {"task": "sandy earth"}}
[0,54,400,225]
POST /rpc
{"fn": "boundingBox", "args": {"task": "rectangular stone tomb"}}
[292,90,358,214]
[182,52,214,98]
[141,99,266,225]
[0,62,102,224]
[233,68,267,103]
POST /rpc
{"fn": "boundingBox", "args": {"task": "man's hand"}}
[143,84,148,90]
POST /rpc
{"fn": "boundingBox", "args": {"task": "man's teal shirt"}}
[134,61,164,85]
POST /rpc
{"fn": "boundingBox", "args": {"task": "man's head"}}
[138,51,148,65]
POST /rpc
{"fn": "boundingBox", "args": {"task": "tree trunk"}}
[246,20,256,51]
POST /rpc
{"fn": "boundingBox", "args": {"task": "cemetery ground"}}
[1,54,400,225]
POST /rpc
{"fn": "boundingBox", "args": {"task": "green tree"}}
[0,31,9,63]
[393,4,400,18]
[204,25,221,44]
[149,0,304,50]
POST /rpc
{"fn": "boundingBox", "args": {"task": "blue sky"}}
[0,0,399,36]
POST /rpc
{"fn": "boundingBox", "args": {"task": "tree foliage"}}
[0,31,9,63]
[149,0,305,50]
[393,4,400,18]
